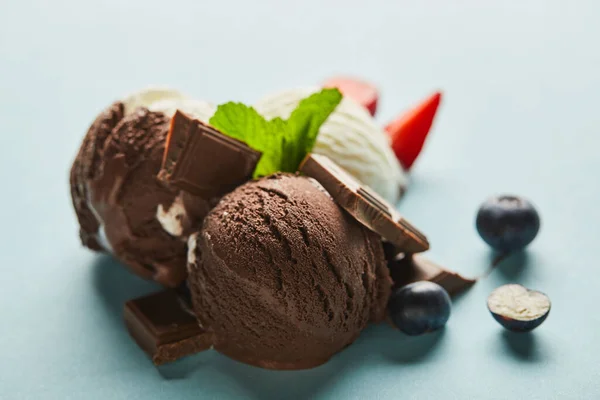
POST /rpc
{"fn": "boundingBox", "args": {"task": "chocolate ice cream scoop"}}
[70,88,217,287]
[188,174,391,370]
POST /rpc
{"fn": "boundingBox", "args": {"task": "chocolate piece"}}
[159,111,262,198]
[124,290,213,365]
[300,154,429,254]
[388,253,476,296]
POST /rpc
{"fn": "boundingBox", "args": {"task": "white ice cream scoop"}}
[254,87,407,204]
[122,87,216,123]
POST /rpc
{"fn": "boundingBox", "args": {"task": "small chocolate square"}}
[159,111,262,198]
[300,153,429,254]
[388,254,476,296]
[124,290,213,365]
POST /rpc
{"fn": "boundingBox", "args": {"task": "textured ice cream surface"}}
[188,173,391,370]
[70,89,216,287]
[255,87,407,204]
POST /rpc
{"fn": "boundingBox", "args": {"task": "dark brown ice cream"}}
[188,173,391,370]
[70,103,213,287]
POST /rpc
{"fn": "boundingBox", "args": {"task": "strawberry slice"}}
[386,91,442,170]
[323,76,379,116]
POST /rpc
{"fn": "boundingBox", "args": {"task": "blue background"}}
[1,1,599,399]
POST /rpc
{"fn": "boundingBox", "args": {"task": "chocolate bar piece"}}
[124,290,213,365]
[300,153,429,254]
[159,111,262,198]
[388,253,476,296]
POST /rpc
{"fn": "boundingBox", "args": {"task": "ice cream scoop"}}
[187,173,392,369]
[70,88,216,287]
[254,87,407,204]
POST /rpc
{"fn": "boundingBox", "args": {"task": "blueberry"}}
[487,284,550,332]
[388,281,451,336]
[476,195,540,253]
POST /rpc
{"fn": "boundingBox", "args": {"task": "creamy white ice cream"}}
[122,87,216,123]
[156,193,187,237]
[254,87,407,204]
[187,232,199,271]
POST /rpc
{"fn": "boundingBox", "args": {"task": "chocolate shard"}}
[300,153,429,254]
[159,110,262,198]
[388,253,476,296]
[124,290,213,365]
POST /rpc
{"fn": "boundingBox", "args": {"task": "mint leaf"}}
[208,102,270,144]
[208,89,342,178]
[285,88,343,171]
[209,103,285,177]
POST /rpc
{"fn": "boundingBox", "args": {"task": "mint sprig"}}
[209,88,342,178]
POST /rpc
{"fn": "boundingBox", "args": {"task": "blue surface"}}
[1,1,599,399]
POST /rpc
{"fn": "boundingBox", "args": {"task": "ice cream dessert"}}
[71,80,441,289]
[123,153,444,368]
[186,173,392,369]
[255,87,407,204]
[66,80,485,372]
[70,88,217,287]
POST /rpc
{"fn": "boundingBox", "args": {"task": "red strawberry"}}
[323,76,379,116]
[386,91,442,170]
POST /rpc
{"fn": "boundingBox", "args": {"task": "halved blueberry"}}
[487,284,550,332]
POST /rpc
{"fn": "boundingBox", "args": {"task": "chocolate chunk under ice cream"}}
[188,174,391,370]
[70,88,217,287]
